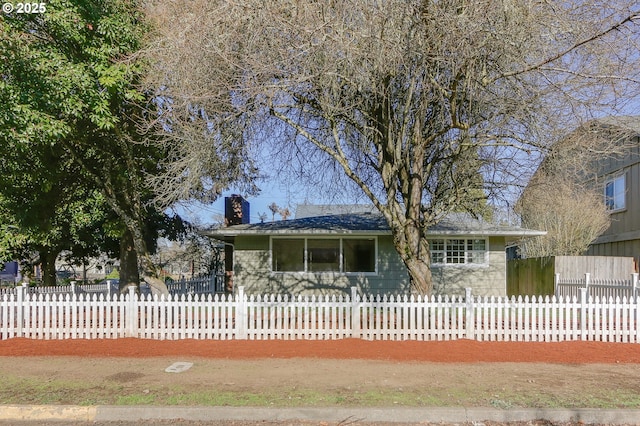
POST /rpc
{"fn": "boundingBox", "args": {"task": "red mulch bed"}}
[1,338,639,363]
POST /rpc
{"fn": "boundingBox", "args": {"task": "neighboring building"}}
[0,261,20,284]
[583,116,640,267]
[203,200,544,296]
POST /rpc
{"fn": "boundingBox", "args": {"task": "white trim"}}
[429,237,489,267]
[604,173,626,212]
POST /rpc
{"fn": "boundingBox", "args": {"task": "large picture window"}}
[605,175,625,211]
[272,239,305,272]
[271,237,376,273]
[308,239,340,272]
[343,238,376,273]
[429,238,487,265]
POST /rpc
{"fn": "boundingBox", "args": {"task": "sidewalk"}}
[2,405,640,424]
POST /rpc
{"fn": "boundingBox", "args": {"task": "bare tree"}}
[516,119,637,257]
[268,203,280,222]
[143,0,640,294]
[517,179,610,257]
[279,207,291,221]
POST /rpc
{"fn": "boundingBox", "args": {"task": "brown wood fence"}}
[507,256,636,297]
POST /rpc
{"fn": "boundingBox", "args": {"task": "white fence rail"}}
[555,273,640,302]
[3,285,640,342]
[165,274,225,296]
[0,274,224,298]
[0,281,118,297]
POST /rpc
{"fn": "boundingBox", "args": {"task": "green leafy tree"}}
[0,0,169,291]
[0,136,114,285]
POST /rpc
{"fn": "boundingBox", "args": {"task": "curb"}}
[2,405,640,424]
[0,405,96,421]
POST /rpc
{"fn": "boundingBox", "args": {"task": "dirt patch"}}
[2,338,640,409]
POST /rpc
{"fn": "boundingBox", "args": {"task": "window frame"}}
[429,237,489,267]
[604,174,626,212]
[270,236,378,275]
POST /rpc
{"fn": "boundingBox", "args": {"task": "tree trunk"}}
[127,221,169,297]
[119,229,139,293]
[40,249,58,287]
[389,217,434,296]
[403,256,432,296]
[118,225,169,296]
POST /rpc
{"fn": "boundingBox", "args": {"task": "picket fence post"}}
[465,287,474,339]
[17,283,28,337]
[554,273,560,298]
[351,287,360,339]
[236,286,247,339]
[632,273,639,301]
[126,286,137,337]
[579,287,588,340]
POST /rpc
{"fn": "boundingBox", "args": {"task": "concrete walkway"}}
[2,405,640,424]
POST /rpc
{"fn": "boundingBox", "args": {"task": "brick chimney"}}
[224,195,250,226]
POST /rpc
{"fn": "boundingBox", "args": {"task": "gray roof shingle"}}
[203,211,545,238]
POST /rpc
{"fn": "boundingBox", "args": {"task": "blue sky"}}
[172,178,344,226]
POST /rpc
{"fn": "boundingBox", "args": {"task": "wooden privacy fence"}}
[2,285,640,342]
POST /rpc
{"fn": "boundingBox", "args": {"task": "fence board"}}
[3,285,640,343]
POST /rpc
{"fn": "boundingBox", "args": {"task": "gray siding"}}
[587,135,640,265]
[232,234,507,296]
[431,237,507,297]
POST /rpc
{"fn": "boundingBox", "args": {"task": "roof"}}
[295,204,377,218]
[202,211,545,239]
[592,115,640,135]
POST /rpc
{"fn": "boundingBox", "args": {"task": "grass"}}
[2,376,640,409]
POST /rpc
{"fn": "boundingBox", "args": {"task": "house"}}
[581,116,640,267]
[203,198,544,296]
[521,116,640,267]
[0,261,19,284]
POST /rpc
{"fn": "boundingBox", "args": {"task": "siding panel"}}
[233,235,507,296]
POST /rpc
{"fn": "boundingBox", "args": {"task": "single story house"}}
[203,201,544,296]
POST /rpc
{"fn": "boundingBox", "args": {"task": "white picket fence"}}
[555,273,640,302]
[0,281,119,297]
[165,274,225,296]
[3,285,640,342]
[0,274,224,298]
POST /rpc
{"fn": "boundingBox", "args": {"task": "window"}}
[467,239,486,264]
[446,239,466,264]
[271,237,376,273]
[429,238,487,265]
[605,175,625,211]
[272,238,305,272]
[343,238,376,272]
[308,239,340,272]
